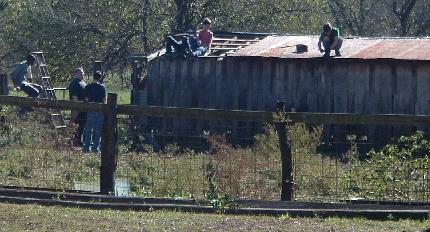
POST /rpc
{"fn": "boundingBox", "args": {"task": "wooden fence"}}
[0,74,8,96]
[1,94,430,200]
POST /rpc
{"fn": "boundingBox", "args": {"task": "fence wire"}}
[116,116,280,199]
[2,103,430,203]
[0,106,100,192]
[292,123,430,203]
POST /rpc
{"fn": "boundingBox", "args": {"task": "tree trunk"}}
[390,0,417,36]
[174,0,187,32]
[141,0,150,54]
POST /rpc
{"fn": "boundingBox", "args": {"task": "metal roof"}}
[230,36,430,61]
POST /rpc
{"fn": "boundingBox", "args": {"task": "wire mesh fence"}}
[0,106,101,192]
[115,116,280,199]
[2,96,430,203]
[291,123,430,203]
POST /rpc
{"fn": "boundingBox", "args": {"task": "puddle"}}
[73,178,130,196]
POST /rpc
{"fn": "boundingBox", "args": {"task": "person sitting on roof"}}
[165,18,213,58]
[165,33,190,58]
[192,18,213,56]
[318,23,343,58]
[10,54,43,97]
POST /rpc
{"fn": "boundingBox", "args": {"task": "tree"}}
[328,0,384,36]
[388,0,418,36]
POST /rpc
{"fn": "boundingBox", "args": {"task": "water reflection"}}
[73,178,130,196]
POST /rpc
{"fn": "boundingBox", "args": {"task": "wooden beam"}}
[117,105,273,122]
[275,102,293,201]
[221,39,256,57]
[0,95,106,112]
[211,43,253,46]
[212,38,260,42]
[0,74,8,96]
[2,95,430,125]
[210,47,242,51]
[100,93,118,195]
[284,112,430,125]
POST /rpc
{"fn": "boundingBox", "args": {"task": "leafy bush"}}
[346,131,430,201]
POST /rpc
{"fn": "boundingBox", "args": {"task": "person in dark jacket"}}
[83,71,106,153]
[68,67,87,146]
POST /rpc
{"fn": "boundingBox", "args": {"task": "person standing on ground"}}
[318,23,343,58]
[68,67,87,147]
[10,54,42,97]
[83,71,106,153]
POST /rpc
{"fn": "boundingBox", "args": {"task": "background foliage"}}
[0,0,429,82]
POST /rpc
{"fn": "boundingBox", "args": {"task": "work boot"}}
[323,52,331,58]
[335,50,341,57]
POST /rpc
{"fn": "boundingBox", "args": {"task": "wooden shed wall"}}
[147,57,430,113]
[145,57,430,140]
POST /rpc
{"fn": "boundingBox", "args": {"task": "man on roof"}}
[165,18,213,57]
[192,18,213,56]
[318,23,343,58]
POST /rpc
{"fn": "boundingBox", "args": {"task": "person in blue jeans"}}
[83,71,106,153]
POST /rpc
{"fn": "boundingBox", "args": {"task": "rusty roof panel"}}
[230,36,430,61]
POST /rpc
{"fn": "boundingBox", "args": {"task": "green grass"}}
[0,203,429,231]
[3,98,430,202]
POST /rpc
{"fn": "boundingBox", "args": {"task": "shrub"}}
[346,131,430,201]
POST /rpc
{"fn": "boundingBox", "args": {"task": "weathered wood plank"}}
[178,59,192,135]
[116,104,430,125]
[416,64,430,115]
[285,61,297,111]
[100,93,118,195]
[262,59,273,110]
[237,59,251,140]
[2,95,430,126]
[0,74,8,96]
[0,95,105,112]
[304,62,318,112]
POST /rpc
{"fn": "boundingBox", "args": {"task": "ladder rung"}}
[55,126,66,129]
[51,113,62,116]
[42,76,50,79]
[46,89,55,91]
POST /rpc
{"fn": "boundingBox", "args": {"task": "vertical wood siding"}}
[146,57,430,143]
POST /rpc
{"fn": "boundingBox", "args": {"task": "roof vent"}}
[296,44,308,53]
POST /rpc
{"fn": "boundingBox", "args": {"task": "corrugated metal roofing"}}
[230,36,430,60]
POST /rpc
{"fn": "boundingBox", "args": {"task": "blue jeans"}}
[323,37,343,56]
[192,46,208,56]
[83,112,104,152]
[165,36,188,54]
[188,36,208,56]
[20,82,42,97]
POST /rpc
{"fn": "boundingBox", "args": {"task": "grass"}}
[2,107,430,202]
[3,92,430,202]
[0,203,429,231]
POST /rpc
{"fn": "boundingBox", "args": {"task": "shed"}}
[139,33,430,145]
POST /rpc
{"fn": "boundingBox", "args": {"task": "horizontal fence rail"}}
[0,95,105,112]
[3,94,430,202]
[2,95,430,125]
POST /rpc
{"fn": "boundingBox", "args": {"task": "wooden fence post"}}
[275,101,293,201]
[100,93,118,195]
[94,61,102,73]
[0,74,8,96]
